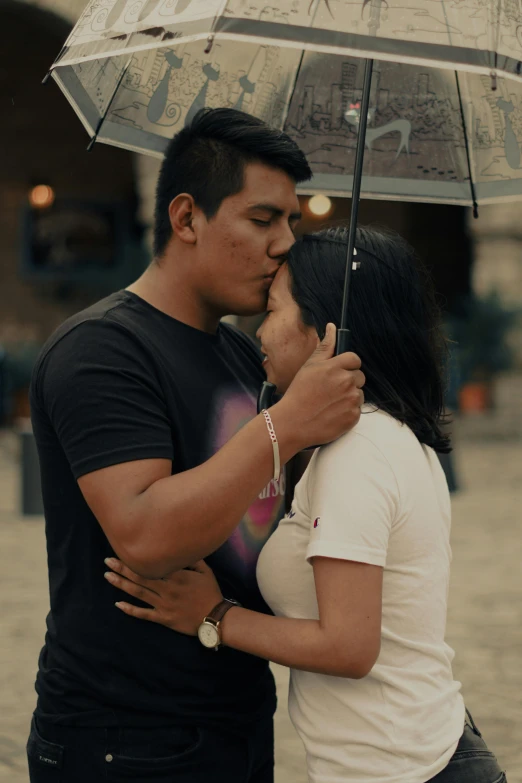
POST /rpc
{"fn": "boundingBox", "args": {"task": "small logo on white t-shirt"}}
[313,517,320,528]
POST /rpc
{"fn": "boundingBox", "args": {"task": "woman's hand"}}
[103,558,223,636]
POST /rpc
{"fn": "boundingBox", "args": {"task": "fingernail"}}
[104,571,116,582]
[104,557,117,567]
[115,602,125,609]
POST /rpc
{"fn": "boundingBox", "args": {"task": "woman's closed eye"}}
[252,219,271,226]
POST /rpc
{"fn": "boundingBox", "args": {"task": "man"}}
[27,108,364,782]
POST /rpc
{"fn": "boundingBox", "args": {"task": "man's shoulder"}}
[31,292,148,393]
[38,291,138,360]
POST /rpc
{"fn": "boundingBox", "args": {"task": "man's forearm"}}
[121,402,301,577]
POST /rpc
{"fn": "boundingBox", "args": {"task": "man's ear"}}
[168,194,198,245]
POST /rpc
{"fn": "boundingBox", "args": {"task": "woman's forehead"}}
[268,265,291,301]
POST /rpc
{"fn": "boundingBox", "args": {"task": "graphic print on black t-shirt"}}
[29,291,285,729]
[208,389,285,587]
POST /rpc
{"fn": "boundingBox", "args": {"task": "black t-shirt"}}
[30,291,286,730]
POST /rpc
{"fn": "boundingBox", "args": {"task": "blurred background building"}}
[1,0,522,440]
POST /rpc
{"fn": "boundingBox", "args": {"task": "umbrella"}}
[45,0,522,403]
[45,4,522,206]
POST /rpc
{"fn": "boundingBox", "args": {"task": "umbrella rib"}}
[281,50,306,130]
[87,58,133,152]
[454,71,478,219]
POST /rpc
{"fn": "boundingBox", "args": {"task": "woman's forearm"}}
[220,607,367,679]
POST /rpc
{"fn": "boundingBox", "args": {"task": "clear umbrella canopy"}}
[54,0,522,79]
[49,1,522,206]
[51,36,522,206]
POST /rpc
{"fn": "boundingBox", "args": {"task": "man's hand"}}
[272,324,365,451]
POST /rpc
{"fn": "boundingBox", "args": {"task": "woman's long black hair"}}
[286,226,450,453]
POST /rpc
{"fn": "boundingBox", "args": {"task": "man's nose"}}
[268,224,296,260]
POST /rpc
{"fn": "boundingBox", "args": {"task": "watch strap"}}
[205,598,240,626]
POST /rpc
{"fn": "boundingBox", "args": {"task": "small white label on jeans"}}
[39,755,58,765]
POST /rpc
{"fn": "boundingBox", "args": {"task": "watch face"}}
[198,621,219,649]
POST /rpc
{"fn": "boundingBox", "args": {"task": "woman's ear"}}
[168,194,198,245]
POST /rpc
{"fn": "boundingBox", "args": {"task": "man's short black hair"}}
[153,108,312,258]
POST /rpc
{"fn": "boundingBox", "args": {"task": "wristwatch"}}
[197,598,241,651]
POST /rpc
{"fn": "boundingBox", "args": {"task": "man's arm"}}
[70,323,363,578]
[80,408,300,578]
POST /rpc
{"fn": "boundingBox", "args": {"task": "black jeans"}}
[427,711,507,783]
[27,713,274,783]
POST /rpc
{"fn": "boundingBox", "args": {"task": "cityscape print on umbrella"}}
[497,98,521,169]
[62,0,522,73]
[185,62,220,125]
[102,0,195,32]
[281,54,522,188]
[48,0,522,207]
[67,38,522,197]
[344,101,411,158]
[147,49,184,123]
[106,41,294,132]
[233,47,271,113]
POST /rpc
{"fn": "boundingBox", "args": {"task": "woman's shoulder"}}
[343,405,413,448]
[315,406,417,475]
[312,407,388,463]
[307,406,402,505]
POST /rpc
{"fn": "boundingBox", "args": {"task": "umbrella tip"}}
[87,136,97,152]
[42,71,51,85]
[472,203,479,219]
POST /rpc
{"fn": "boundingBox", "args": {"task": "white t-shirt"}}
[256,406,465,783]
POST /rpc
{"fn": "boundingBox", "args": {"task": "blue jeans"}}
[27,713,274,782]
[427,711,507,783]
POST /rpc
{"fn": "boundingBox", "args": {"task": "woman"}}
[104,227,506,783]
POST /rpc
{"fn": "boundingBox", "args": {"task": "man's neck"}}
[126,257,221,334]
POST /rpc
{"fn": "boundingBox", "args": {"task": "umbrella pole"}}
[336,58,374,356]
[257,58,374,415]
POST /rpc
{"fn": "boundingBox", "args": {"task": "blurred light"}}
[308,194,332,217]
[29,185,55,209]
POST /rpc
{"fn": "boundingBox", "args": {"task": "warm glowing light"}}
[308,194,332,217]
[29,185,55,209]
